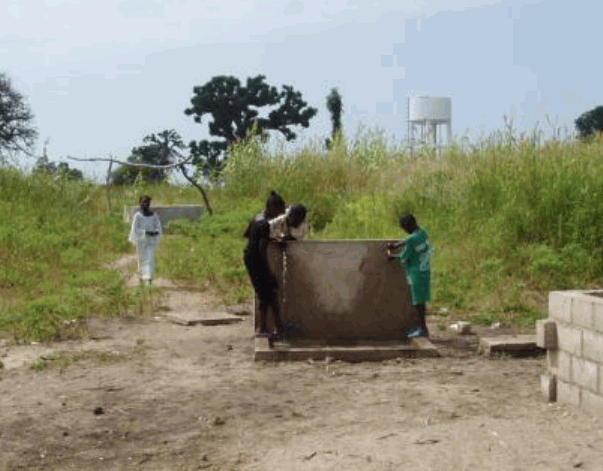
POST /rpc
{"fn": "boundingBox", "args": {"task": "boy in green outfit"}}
[387,211,431,338]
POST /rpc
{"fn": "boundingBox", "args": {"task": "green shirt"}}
[397,228,431,305]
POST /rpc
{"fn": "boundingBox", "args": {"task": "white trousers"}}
[136,237,159,281]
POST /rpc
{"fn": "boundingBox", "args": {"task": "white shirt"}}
[128,211,163,245]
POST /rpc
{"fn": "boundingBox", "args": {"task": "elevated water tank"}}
[407,96,452,148]
[409,96,452,122]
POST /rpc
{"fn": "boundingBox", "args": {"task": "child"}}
[268,204,308,343]
[269,204,308,241]
[387,211,431,338]
[243,191,287,339]
[128,195,162,284]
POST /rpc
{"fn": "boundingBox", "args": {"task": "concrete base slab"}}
[479,335,541,357]
[254,336,439,362]
[161,310,243,326]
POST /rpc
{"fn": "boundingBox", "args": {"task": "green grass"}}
[0,169,144,341]
[3,125,603,342]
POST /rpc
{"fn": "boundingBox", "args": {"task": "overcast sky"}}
[2,0,600,181]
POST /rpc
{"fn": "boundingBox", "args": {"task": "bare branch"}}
[66,154,194,169]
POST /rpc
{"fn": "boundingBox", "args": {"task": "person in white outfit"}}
[128,195,162,283]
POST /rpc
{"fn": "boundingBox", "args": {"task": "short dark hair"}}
[287,204,307,229]
[265,190,286,219]
[140,195,152,204]
[399,211,417,231]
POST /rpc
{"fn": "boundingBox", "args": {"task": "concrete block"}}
[581,390,603,416]
[536,320,557,349]
[595,302,603,334]
[162,310,243,326]
[599,366,603,395]
[263,240,417,340]
[450,321,472,335]
[582,330,603,364]
[541,374,557,402]
[478,335,538,357]
[557,325,582,356]
[572,357,598,392]
[546,350,571,382]
[572,298,594,329]
[124,205,205,229]
[557,380,581,406]
[549,291,572,323]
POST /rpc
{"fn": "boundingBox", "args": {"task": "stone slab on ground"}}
[254,336,439,362]
[479,334,541,357]
[161,310,243,326]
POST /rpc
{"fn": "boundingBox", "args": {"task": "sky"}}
[2,0,601,181]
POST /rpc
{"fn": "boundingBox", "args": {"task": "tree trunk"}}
[179,164,213,216]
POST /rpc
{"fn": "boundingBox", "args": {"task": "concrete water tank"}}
[407,96,452,147]
[409,96,452,122]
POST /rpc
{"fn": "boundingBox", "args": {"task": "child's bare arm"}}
[386,241,404,257]
[387,241,405,249]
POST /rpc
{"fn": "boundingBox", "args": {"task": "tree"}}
[184,75,318,179]
[0,73,38,158]
[33,139,83,180]
[325,88,343,149]
[34,157,83,180]
[575,105,603,139]
[111,130,185,185]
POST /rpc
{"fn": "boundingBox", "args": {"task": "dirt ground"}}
[1,256,603,471]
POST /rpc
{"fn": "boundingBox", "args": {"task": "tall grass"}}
[215,125,603,325]
[4,122,603,340]
[0,169,137,341]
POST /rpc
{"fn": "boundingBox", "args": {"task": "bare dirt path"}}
[1,255,603,470]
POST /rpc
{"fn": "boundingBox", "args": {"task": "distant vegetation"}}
[184,74,318,181]
[0,72,38,161]
[3,67,603,341]
[109,130,185,186]
[4,124,603,342]
[575,105,603,140]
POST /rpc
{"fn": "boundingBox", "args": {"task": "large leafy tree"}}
[184,75,318,178]
[0,73,38,159]
[325,88,343,149]
[575,105,603,139]
[111,129,185,185]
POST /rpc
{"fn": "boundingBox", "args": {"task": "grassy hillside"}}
[160,130,603,326]
[3,129,603,341]
[0,169,138,341]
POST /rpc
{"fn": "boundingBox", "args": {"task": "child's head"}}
[399,211,418,234]
[265,191,286,219]
[287,204,307,229]
[140,195,152,210]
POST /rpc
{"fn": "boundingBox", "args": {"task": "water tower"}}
[406,96,452,150]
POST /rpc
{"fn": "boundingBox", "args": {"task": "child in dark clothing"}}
[243,191,287,339]
[387,211,431,338]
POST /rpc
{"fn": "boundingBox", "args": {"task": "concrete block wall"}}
[543,290,603,414]
[123,205,204,229]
